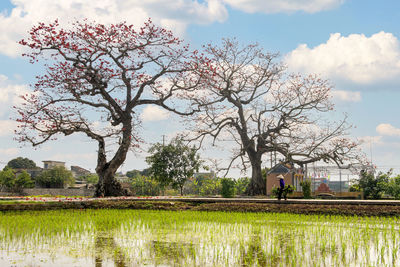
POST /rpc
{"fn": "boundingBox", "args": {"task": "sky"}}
[0,0,400,177]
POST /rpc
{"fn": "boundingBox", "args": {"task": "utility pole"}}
[162,135,166,146]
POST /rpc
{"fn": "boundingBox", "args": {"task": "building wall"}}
[43,161,65,169]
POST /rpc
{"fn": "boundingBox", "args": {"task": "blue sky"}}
[0,0,400,176]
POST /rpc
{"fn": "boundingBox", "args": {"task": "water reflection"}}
[148,240,196,265]
[94,233,128,267]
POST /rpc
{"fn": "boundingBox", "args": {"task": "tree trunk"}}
[246,154,265,196]
[93,124,132,197]
[95,168,129,197]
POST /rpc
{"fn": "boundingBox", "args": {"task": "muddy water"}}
[0,210,399,266]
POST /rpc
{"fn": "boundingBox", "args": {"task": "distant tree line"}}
[350,170,400,200]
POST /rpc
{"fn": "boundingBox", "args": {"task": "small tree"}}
[146,138,202,195]
[386,175,400,199]
[300,180,312,199]
[6,157,37,169]
[14,171,35,191]
[358,170,389,199]
[0,168,17,191]
[221,178,236,198]
[36,166,75,188]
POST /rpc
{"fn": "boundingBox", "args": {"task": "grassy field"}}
[1,209,400,266]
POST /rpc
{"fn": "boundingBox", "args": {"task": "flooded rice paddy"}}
[0,209,399,266]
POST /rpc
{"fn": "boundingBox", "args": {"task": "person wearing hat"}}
[277,174,285,200]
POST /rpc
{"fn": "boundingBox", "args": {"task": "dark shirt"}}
[279,178,285,189]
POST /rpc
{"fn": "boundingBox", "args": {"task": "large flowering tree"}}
[190,39,363,195]
[16,19,208,196]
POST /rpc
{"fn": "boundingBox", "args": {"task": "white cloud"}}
[285,32,400,84]
[358,135,383,146]
[140,105,170,122]
[0,147,19,157]
[0,75,30,116]
[331,90,361,102]
[0,0,228,57]
[0,120,18,137]
[222,0,344,14]
[376,123,400,137]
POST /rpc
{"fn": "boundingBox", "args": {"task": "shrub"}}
[0,168,34,192]
[131,176,161,196]
[235,177,250,195]
[385,175,400,199]
[221,178,236,198]
[300,180,312,199]
[198,178,221,196]
[271,185,295,199]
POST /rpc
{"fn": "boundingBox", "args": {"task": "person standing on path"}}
[277,174,285,200]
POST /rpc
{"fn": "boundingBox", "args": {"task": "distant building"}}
[42,160,65,169]
[71,165,91,178]
[311,178,349,192]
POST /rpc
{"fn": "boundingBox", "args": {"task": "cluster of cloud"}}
[222,0,344,14]
[0,0,228,57]
[376,123,400,137]
[331,90,361,102]
[286,32,400,85]
[0,0,348,57]
[140,105,170,122]
[0,74,30,116]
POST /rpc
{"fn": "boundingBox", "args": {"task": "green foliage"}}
[35,166,75,188]
[221,178,236,198]
[349,183,361,192]
[0,169,34,192]
[131,176,161,196]
[385,175,400,199]
[235,177,250,196]
[126,170,141,179]
[0,168,17,190]
[358,170,389,199]
[185,176,221,196]
[271,186,279,198]
[146,138,202,195]
[14,171,35,190]
[300,179,312,199]
[271,185,295,199]
[81,174,99,184]
[6,157,37,169]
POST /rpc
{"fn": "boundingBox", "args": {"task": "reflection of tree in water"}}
[94,232,128,267]
[240,230,268,267]
[148,240,196,265]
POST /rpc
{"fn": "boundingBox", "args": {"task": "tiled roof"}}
[268,163,291,174]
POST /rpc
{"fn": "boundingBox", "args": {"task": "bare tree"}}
[15,19,208,197]
[190,39,362,195]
